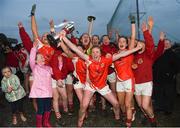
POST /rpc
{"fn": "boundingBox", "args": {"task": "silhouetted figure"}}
[153,44,180,115]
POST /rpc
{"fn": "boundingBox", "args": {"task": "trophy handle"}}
[87,16,96,37]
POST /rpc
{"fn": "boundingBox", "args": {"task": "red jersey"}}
[38,44,54,65]
[73,57,86,84]
[62,55,75,75]
[15,48,29,68]
[101,43,117,56]
[19,27,33,53]
[88,56,112,89]
[19,27,54,65]
[50,50,67,80]
[5,51,19,68]
[133,30,165,84]
[114,54,134,81]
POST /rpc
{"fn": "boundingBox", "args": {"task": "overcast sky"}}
[108,0,180,43]
[0,0,180,43]
[0,0,119,42]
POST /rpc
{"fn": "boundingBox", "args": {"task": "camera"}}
[47,22,75,47]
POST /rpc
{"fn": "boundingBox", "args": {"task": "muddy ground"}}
[0,93,180,127]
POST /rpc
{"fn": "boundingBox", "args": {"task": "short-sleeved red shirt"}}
[114,54,134,81]
[88,56,112,89]
[75,58,86,84]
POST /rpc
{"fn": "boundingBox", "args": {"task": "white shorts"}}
[65,74,73,85]
[116,78,134,92]
[107,72,116,83]
[73,81,85,90]
[134,81,153,96]
[52,79,57,88]
[84,82,111,96]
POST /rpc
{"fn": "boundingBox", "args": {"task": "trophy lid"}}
[54,21,74,28]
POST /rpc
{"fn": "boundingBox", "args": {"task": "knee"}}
[125,101,131,110]
[80,103,89,112]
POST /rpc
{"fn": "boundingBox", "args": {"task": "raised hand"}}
[115,30,119,42]
[148,16,154,29]
[18,22,23,28]
[49,19,54,29]
[59,30,66,39]
[129,14,136,24]
[49,19,55,33]
[30,4,36,16]
[115,29,120,36]
[7,86,13,93]
[141,21,147,32]
[108,29,113,39]
[159,31,165,41]
[63,19,68,22]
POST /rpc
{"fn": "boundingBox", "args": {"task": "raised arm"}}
[113,42,142,61]
[141,20,155,58]
[49,19,74,58]
[115,30,119,44]
[153,32,165,61]
[129,22,136,49]
[60,31,89,61]
[59,41,74,58]
[108,29,113,41]
[49,19,55,33]
[30,4,39,41]
[128,15,136,49]
[29,41,38,70]
[18,22,33,53]
[148,16,154,34]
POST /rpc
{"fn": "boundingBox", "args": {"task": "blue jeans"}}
[36,98,52,115]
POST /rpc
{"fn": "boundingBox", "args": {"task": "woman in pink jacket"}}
[29,41,53,127]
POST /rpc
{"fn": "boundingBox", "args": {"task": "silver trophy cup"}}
[47,21,75,47]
